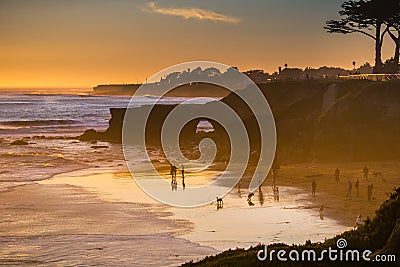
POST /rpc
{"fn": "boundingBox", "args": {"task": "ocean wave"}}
[0,119,79,127]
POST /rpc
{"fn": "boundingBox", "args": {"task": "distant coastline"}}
[93,84,141,96]
[92,82,231,97]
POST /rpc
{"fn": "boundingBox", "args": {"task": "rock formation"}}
[80,80,400,163]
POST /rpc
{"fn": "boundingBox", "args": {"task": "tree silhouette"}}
[325,0,399,73]
[384,4,400,73]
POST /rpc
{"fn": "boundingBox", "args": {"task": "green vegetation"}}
[183,188,400,266]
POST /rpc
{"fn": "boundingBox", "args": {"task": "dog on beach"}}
[216,197,223,209]
[372,171,383,178]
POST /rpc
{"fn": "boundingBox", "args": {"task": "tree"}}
[325,0,391,73]
[357,62,374,73]
[386,27,400,73]
[384,2,400,73]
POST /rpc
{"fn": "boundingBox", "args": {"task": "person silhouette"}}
[367,184,374,201]
[275,187,280,202]
[347,180,353,199]
[172,165,177,179]
[355,178,360,197]
[181,164,185,189]
[312,179,316,196]
[335,168,340,183]
[319,206,324,220]
[258,186,264,206]
[363,165,369,181]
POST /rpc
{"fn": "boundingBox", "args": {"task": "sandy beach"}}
[1,157,399,265]
[273,160,400,226]
[0,179,218,266]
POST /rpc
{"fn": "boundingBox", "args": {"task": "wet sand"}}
[269,160,400,226]
[0,181,218,266]
[2,160,398,265]
[38,168,348,250]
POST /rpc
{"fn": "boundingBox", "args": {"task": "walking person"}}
[172,165,177,180]
[181,164,185,190]
[347,180,353,199]
[335,168,340,183]
[355,178,360,197]
[363,165,369,181]
[311,179,316,196]
[258,186,264,206]
[367,184,374,201]
[276,187,280,202]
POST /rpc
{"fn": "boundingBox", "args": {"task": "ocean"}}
[0,93,215,137]
[0,93,215,191]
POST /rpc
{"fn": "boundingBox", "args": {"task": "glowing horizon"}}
[0,0,396,90]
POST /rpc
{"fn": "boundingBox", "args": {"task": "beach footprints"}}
[122,61,276,207]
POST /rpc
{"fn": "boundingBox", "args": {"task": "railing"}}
[338,74,400,81]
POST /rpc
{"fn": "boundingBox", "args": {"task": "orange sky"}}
[0,0,396,90]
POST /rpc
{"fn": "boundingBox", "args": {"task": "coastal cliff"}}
[80,80,400,163]
[93,84,140,95]
[92,82,230,97]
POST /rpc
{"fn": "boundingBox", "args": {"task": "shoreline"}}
[0,177,218,266]
[265,160,400,226]
[38,167,348,250]
[2,159,398,264]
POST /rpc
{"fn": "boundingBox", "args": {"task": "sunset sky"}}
[0,0,396,89]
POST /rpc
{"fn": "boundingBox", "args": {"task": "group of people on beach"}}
[170,163,185,191]
[232,165,280,209]
[337,166,375,201]
[313,165,380,227]
[310,165,378,228]
[312,165,376,201]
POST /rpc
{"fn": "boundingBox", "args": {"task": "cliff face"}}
[312,81,400,161]
[224,80,400,162]
[80,80,400,163]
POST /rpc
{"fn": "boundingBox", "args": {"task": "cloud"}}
[143,2,241,24]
